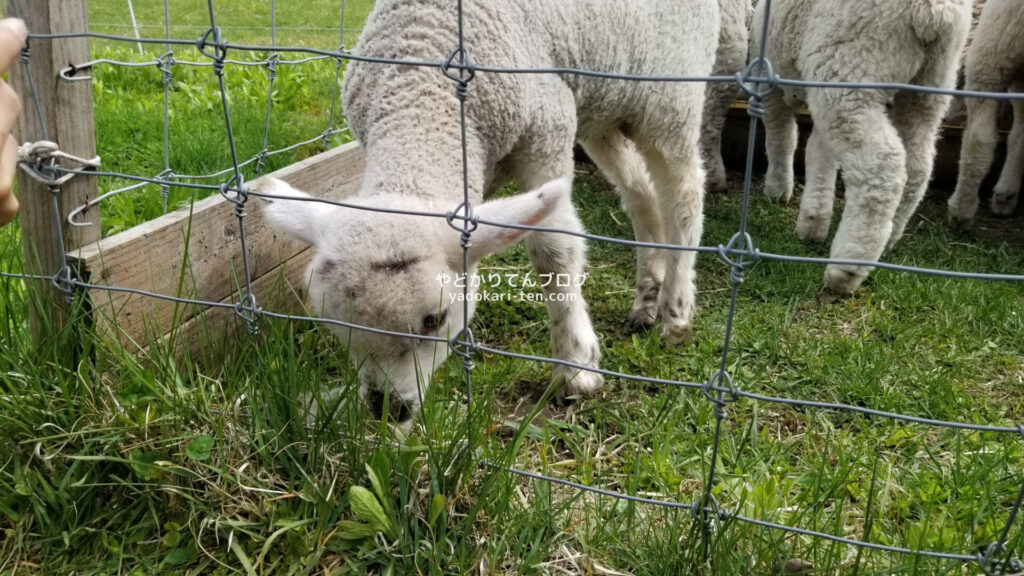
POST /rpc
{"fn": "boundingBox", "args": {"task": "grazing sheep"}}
[946,0,1024,227]
[752,0,971,294]
[701,0,754,192]
[258,0,720,422]
[941,0,986,127]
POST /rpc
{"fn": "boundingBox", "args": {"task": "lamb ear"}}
[254,177,333,246]
[458,177,572,263]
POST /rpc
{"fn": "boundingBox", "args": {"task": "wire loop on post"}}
[50,265,76,296]
[17,141,101,188]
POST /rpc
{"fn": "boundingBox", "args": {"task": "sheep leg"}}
[641,148,704,345]
[888,90,949,251]
[516,171,604,399]
[762,92,799,202]
[701,81,735,193]
[581,131,665,330]
[991,84,1024,216]
[701,0,750,193]
[796,126,838,242]
[947,97,1001,228]
[809,91,907,295]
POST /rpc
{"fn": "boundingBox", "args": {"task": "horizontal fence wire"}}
[3,0,1023,573]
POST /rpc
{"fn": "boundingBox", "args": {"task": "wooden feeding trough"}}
[66,143,367,364]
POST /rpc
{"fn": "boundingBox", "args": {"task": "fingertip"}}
[0,18,27,44]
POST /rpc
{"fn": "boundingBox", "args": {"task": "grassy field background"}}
[1,1,1023,574]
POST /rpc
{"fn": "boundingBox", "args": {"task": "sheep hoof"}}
[824,265,866,296]
[660,322,693,346]
[795,215,829,243]
[990,190,1019,216]
[763,175,793,202]
[627,305,658,331]
[553,367,603,401]
[709,171,728,193]
[946,211,975,231]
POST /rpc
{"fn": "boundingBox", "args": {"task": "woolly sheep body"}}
[752,0,970,295]
[701,0,754,193]
[261,0,720,421]
[947,0,1024,227]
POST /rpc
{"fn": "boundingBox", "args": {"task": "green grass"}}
[2,1,1024,574]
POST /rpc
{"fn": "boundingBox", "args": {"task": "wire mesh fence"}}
[2,0,1024,572]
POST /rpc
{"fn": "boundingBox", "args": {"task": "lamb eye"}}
[421,309,448,334]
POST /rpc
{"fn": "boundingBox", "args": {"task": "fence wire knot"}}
[441,47,476,101]
[197,26,229,76]
[979,542,1024,576]
[50,265,76,297]
[692,492,728,530]
[449,327,479,366]
[156,51,176,84]
[319,127,335,150]
[18,41,29,64]
[265,53,280,82]
[737,57,779,118]
[702,370,740,416]
[155,168,175,204]
[717,232,760,286]
[446,201,478,248]
[234,293,261,334]
[17,141,101,187]
[219,175,248,215]
[254,149,270,175]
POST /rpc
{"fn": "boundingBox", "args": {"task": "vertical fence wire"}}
[255,0,276,176]
[323,0,347,151]
[450,0,478,463]
[158,0,173,213]
[125,0,144,55]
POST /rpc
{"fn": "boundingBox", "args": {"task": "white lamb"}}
[752,0,971,294]
[702,0,754,193]
[256,0,720,422]
[946,0,1024,227]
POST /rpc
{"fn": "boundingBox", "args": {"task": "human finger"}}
[0,135,18,226]
[0,18,26,76]
[0,19,27,77]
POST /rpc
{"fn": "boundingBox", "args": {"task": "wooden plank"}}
[68,141,365,352]
[138,253,313,366]
[6,0,99,348]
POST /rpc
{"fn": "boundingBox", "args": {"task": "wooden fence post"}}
[4,0,99,345]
